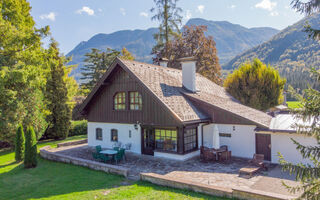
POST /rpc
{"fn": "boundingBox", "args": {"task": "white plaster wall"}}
[154,150,200,161]
[271,132,318,165]
[203,124,256,159]
[88,122,141,154]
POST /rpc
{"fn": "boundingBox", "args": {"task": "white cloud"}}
[40,12,56,21]
[197,5,205,14]
[76,6,94,16]
[270,11,279,16]
[230,5,236,9]
[120,8,126,16]
[140,12,148,17]
[255,0,277,11]
[186,10,192,20]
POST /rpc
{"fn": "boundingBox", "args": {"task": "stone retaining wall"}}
[57,139,88,147]
[140,173,295,200]
[40,146,128,177]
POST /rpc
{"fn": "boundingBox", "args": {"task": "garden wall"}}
[40,146,128,177]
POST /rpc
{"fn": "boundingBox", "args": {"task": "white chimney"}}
[159,58,169,67]
[178,57,197,92]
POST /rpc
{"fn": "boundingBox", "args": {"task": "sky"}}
[29,0,304,54]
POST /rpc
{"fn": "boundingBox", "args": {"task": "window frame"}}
[114,92,126,110]
[111,129,118,142]
[154,128,178,152]
[96,128,103,141]
[129,91,142,110]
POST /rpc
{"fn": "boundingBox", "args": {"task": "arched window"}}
[111,129,118,142]
[129,92,142,110]
[96,128,102,140]
[114,92,126,110]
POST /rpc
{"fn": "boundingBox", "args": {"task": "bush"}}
[69,120,87,136]
[24,126,37,168]
[15,124,25,161]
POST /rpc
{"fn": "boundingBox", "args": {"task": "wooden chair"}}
[249,154,267,170]
[218,151,232,161]
[203,148,216,161]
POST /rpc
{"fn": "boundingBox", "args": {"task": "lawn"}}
[287,101,302,109]
[0,136,227,200]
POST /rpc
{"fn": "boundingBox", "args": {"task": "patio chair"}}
[99,154,112,163]
[114,149,125,164]
[249,154,267,170]
[96,145,102,153]
[92,152,102,161]
[218,150,232,161]
[203,148,216,161]
[220,145,228,151]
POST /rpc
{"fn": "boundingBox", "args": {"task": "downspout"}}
[201,122,210,147]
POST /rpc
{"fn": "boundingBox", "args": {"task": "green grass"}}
[0,136,228,200]
[287,101,303,109]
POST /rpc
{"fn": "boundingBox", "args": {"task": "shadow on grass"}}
[0,161,19,169]
[0,156,125,200]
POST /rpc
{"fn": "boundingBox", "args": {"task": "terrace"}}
[42,143,302,199]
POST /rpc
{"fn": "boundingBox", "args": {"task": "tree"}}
[120,48,135,61]
[291,0,320,40]
[80,48,134,95]
[24,126,37,168]
[15,124,25,161]
[0,0,50,144]
[224,58,286,111]
[278,1,320,199]
[160,25,222,84]
[45,41,71,140]
[150,0,182,58]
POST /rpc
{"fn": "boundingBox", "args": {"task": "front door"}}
[142,128,155,155]
[255,133,271,161]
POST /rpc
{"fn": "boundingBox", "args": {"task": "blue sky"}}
[29,0,303,54]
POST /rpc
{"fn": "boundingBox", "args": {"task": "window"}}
[129,92,142,110]
[184,128,197,152]
[219,133,232,138]
[96,128,102,140]
[155,129,177,152]
[114,92,126,110]
[111,129,118,142]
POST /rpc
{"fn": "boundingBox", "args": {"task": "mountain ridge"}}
[67,18,279,80]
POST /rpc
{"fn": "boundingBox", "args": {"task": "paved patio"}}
[49,144,301,198]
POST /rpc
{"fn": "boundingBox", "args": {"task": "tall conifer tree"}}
[45,41,71,139]
[15,124,25,161]
[24,126,37,168]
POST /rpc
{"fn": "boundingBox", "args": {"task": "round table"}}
[100,150,118,155]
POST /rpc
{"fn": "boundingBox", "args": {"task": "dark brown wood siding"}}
[186,95,260,127]
[86,65,181,127]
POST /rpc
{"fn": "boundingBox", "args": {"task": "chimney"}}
[159,58,169,67]
[178,57,197,92]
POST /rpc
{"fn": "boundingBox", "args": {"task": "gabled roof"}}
[80,58,272,128]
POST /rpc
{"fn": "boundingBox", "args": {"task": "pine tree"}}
[80,48,120,95]
[24,126,37,168]
[45,41,71,139]
[224,59,286,111]
[15,124,25,161]
[150,0,182,59]
[291,0,320,40]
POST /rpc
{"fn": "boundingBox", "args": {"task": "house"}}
[79,57,317,164]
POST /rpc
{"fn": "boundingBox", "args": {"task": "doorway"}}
[255,133,271,161]
[142,128,155,155]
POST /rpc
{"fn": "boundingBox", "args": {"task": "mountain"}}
[186,18,279,64]
[67,18,279,80]
[223,14,320,93]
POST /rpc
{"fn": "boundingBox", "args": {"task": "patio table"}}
[100,149,118,155]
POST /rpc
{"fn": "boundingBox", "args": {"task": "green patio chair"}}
[114,149,125,164]
[92,152,102,161]
[96,145,102,153]
[99,154,112,163]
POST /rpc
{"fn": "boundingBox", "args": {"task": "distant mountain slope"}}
[186,18,279,64]
[224,14,320,71]
[67,18,278,80]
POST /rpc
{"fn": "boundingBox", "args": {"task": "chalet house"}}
[79,57,317,164]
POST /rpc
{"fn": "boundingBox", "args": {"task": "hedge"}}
[69,120,87,136]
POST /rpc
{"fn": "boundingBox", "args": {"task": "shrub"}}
[15,124,25,161]
[69,120,87,136]
[24,126,37,168]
